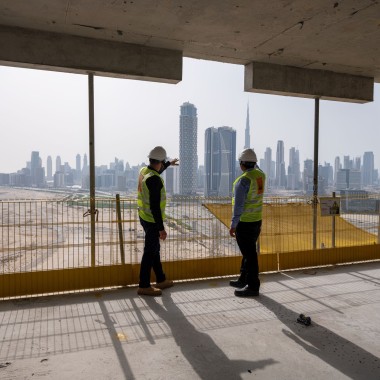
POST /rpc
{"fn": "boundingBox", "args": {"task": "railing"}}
[1,194,379,298]
[0,197,241,273]
[204,195,379,250]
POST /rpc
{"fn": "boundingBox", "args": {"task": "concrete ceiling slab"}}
[0,0,379,81]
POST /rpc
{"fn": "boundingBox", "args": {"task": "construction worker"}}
[137,146,178,296]
[229,148,266,297]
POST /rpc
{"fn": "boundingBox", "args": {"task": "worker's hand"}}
[229,228,236,237]
[169,158,179,166]
[159,230,167,241]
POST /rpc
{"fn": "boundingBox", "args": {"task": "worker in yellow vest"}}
[229,148,265,297]
[137,146,178,296]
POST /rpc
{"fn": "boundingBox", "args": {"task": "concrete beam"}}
[0,25,182,83]
[245,62,373,103]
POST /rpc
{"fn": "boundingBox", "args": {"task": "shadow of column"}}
[257,294,380,380]
[145,294,277,380]
[97,298,135,379]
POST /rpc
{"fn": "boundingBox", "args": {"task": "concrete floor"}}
[1,262,380,380]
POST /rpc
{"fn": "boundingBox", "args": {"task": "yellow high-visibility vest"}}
[232,168,265,222]
[137,167,166,222]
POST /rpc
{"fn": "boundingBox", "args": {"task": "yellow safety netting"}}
[203,203,377,253]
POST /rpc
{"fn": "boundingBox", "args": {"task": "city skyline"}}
[3,140,378,179]
[1,59,380,174]
[2,143,378,194]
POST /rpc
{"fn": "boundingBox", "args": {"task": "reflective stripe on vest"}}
[232,168,265,222]
[137,167,166,222]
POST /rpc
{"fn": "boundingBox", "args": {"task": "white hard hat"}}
[238,148,257,163]
[148,146,167,161]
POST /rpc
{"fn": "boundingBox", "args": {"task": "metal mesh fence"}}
[0,196,241,274]
[204,196,378,252]
[1,194,379,277]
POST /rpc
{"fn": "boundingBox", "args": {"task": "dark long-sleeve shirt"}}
[145,161,170,230]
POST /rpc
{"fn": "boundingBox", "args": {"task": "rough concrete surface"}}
[1,1,380,82]
[1,262,380,379]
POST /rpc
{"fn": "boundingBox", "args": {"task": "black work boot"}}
[229,279,247,288]
[234,285,259,297]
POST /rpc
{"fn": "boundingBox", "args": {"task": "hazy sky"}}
[0,58,379,173]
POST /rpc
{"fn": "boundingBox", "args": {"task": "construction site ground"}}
[1,261,379,380]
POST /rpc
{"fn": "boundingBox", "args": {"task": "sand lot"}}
[0,187,237,274]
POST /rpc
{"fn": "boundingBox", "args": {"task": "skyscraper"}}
[276,140,286,188]
[336,169,362,190]
[83,153,88,169]
[263,147,272,187]
[179,102,198,195]
[204,126,236,196]
[205,127,218,196]
[343,155,352,169]
[76,154,81,172]
[56,156,61,173]
[362,151,374,186]
[30,151,39,185]
[244,102,250,149]
[334,156,341,186]
[303,159,314,194]
[319,162,333,194]
[162,165,179,195]
[287,147,301,190]
[354,157,361,170]
[30,151,45,187]
[75,154,82,184]
[46,155,52,180]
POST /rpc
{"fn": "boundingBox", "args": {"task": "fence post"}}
[332,191,336,248]
[116,194,125,264]
[88,73,96,267]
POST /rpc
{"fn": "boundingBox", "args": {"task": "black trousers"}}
[235,220,262,290]
[139,218,166,288]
